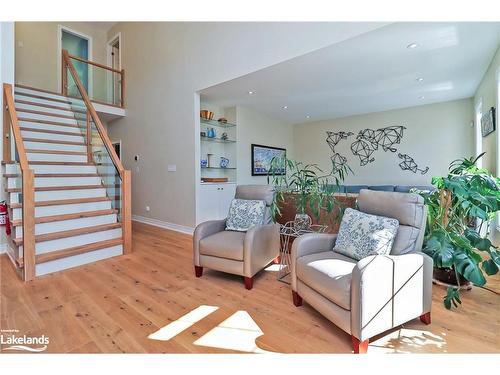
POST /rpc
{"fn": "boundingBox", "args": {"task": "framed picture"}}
[251,144,286,176]
[481,107,496,137]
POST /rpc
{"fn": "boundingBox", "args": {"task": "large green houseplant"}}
[420,153,500,309]
[267,155,350,226]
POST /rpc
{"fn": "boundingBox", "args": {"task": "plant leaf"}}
[482,259,499,276]
[443,287,462,310]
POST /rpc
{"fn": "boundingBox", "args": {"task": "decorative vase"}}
[220,157,229,168]
[294,213,311,232]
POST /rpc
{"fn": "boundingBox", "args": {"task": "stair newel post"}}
[3,85,11,162]
[61,50,68,96]
[86,111,92,163]
[122,170,132,254]
[22,168,36,281]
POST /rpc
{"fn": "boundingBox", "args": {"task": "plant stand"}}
[277,221,328,284]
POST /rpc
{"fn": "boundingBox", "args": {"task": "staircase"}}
[2,79,131,280]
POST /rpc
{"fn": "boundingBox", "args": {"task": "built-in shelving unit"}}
[200,114,237,184]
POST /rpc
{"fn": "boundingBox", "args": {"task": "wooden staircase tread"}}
[21,137,86,146]
[20,126,85,136]
[13,222,122,246]
[35,238,123,264]
[4,173,99,178]
[11,208,119,226]
[15,99,86,114]
[25,149,87,155]
[18,117,81,129]
[6,184,106,193]
[28,161,94,165]
[9,196,111,209]
[16,108,77,120]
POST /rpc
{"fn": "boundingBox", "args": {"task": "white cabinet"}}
[197,183,236,224]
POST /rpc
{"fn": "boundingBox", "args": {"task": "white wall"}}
[293,98,474,186]
[0,22,15,253]
[104,22,384,228]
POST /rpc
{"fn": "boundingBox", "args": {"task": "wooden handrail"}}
[63,50,124,175]
[3,83,36,281]
[3,83,29,171]
[67,53,122,74]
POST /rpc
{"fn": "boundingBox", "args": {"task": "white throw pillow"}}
[225,199,266,232]
[333,208,399,261]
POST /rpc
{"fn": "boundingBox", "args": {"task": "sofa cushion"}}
[394,185,434,193]
[345,185,368,194]
[334,207,399,261]
[199,231,245,261]
[368,185,395,192]
[225,198,266,232]
[296,251,356,310]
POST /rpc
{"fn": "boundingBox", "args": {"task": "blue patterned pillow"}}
[225,199,266,232]
[333,208,399,261]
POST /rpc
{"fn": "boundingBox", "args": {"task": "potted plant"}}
[420,153,500,309]
[267,155,350,229]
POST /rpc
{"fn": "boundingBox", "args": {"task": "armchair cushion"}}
[333,208,399,261]
[199,230,245,261]
[225,199,266,232]
[296,251,357,310]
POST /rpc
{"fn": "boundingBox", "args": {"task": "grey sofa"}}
[193,185,280,290]
[290,189,433,353]
[331,184,435,194]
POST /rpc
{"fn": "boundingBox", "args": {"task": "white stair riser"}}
[12,200,112,220]
[21,130,85,143]
[23,141,86,153]
[8,176,102,189]
[15,87,69,101]
[35,245,123,277]
[5,163,97,175]
[9,188,107,203]
[18,228,122,254]
[15,95,72,109]
[20,121,83,134]
[15,102,77,117]
[17,112,78,125]
[27,153,87,163]
[15,213,118,237]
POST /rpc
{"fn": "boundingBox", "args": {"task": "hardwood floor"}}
[1,221,499,353]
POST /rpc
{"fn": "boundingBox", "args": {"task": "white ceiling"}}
[200,22,500,124]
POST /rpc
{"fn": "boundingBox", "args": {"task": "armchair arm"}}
[350,252,433,341]
[193,219,226,266]
[243,223,280,277]
[290,233,338,291]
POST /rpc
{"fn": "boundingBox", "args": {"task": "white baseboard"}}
[132,215,194,235]
[0,243,9,254]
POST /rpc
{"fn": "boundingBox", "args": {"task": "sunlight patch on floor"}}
[264,264,281,272]
[369,328,447,353]
[148,305,219,341]
[193,310,272,353]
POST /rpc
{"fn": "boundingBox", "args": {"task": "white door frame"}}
[57,25,93,97]
[106,32,122,104]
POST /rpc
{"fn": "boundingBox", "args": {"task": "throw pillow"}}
[333,208,399,261]
[225,199,266,232]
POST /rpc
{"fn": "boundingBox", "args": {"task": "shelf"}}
[200,118,236,128]
[200,136,236,144]
[201,166,237,170]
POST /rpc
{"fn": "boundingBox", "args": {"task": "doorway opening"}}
[107,33,122,106]
[112,140,122,160]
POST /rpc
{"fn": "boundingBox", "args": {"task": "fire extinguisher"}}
[0,201,11,236]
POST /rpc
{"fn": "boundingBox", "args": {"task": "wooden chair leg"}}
[194,266,203,278]
[351,336,369,354]
[420,312,431,325]
[292,291,303,306]
[244,276,253,290]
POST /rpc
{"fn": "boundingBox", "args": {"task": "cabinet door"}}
[198,184,221,224]
[218,184,236,218]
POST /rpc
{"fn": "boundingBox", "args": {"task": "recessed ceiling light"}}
[407,42,419,49]
[416,77,424,82]
[283,106,288,109]
[248,91,254,95]
[419,95,425,99]
[306,115,310,119]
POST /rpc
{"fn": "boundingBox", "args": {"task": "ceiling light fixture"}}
[419,95,425,99]
[283,106,288,109]
[306,115,310,119]
[416,77,424,82]
[248,91,254,95]
[407,42,419,49]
